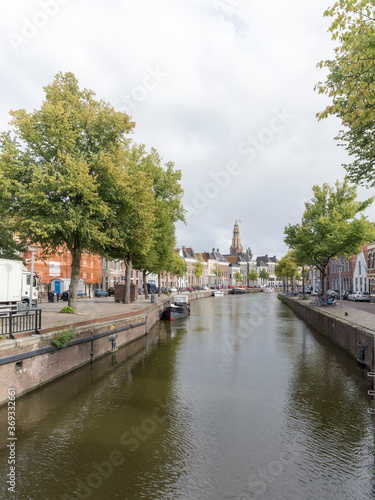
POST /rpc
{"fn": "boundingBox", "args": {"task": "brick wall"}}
[0,302,166,406]
[24,248,103,285]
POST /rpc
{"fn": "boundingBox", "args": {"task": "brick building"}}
[24,248,103,297]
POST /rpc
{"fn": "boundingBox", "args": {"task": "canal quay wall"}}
[280,295,375,369]
[0,289,235,406]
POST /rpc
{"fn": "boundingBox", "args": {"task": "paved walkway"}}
[302,297,375,333]
[38,295,168,332]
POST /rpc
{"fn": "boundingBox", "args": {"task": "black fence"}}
[0,309,42,339]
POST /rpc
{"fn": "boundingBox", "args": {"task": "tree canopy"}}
[132,147,185,297]
[284,178,375,294]
[234,271,242,284]
[245,247,253,259]
[247,270,258,283]
[193,254,204,286]
[0,72,184,308]
[316,1,375,187]
[258,269,269,280]
[275,252,298,281]
[0,219,26,260]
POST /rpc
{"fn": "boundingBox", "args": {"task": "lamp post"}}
[28,246,37,312]
[338,256,343,308]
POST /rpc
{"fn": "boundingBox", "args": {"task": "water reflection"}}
[0,293,373,500]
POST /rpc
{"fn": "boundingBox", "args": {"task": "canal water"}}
[1,293,374,499]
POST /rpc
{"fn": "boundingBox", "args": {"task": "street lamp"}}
[28,246,38,312]
[338,256,344,308]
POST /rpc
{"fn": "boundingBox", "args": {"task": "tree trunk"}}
[123,253,132,304]
[158,274,161,296]
[143,270,149,298]
[302,266,305,295]
[320,268,326,296]
[68,244,82,310]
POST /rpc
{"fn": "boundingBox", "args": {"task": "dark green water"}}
[0,293,374,499]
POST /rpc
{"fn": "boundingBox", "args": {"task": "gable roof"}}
[202,250,229,264]
[256,255,277,266]
[180,247,198,259]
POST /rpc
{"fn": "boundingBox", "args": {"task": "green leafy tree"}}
[284,178,375,295]
[234,271,242,286]
[213,264,222,287]
[245,247,253,259]
[132,147,185,297]
[102,144,156,303]
[0,220,26,260]
[193,254,204,288]
[290,248,310,295]
[259,269,269,284]
[172,253,187,290]
[316,1,375,187]
[275,252,299,293]
[247,269,258,285]
[0,72,134,309]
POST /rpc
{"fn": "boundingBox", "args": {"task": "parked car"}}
[94,289,108,297]
[107,286,115,296]
[170,287,177,293]
[347,291,370,302]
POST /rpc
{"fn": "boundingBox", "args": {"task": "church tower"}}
[230,220,243,255]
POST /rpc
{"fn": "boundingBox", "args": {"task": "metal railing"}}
[0,309,42,339]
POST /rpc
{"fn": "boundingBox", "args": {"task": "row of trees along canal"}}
[0,72,186,309]
[278,0,375,291]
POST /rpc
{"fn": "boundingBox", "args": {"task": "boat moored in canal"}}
[162,295,190,321]
[233,287,248,294]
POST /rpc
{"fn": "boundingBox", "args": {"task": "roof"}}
[202,251,229,264]
[256,255,277,265]
[223,254,248,265]
[180,247,198,260]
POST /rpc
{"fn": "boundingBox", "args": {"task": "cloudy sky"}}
[1,0,374,259]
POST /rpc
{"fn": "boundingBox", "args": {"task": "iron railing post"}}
[9,311,15,340]
[34,309,41,335]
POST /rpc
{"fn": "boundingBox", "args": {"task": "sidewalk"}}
[304,297,375,333]
[38,295,168,332]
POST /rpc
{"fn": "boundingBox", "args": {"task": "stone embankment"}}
[280,295,375,369]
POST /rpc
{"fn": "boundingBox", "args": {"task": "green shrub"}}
[60,306,75,314]
[52,328,77,348]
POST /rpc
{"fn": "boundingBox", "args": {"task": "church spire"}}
[230,220,243,255]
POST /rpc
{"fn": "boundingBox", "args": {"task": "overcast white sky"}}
[1,0,374,259]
